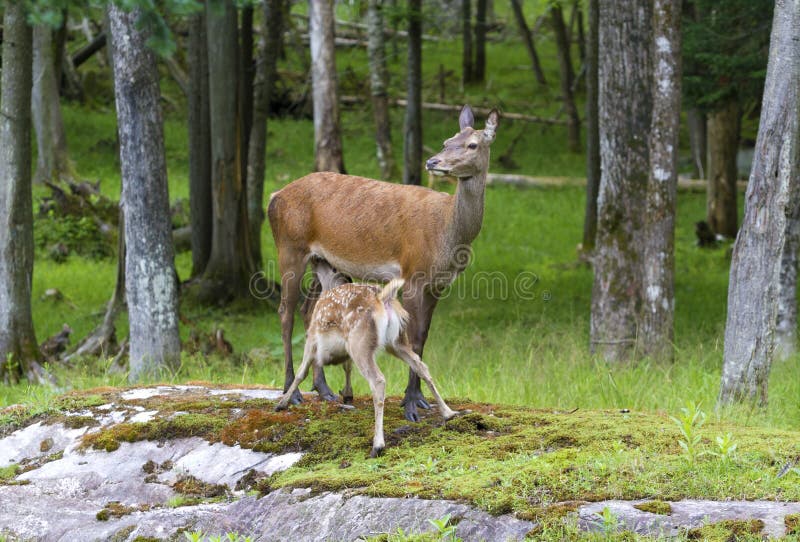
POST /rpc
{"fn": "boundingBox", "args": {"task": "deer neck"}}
[448,169,487,249]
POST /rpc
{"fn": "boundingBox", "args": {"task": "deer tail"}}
[378,278,405,304]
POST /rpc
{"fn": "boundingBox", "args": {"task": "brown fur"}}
[268,106,499,421]
[275,279,459,457]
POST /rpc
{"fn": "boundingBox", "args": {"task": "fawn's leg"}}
[348,329,386,457]
[276,340,315,410]
[391,342,458,420]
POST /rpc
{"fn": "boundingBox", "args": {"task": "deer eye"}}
[467,143,478,150]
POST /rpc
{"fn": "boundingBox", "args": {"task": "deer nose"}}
[426,158,440,170]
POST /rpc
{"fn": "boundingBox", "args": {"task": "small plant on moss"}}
[596,506,620,536]
[427,514,461,542]
[670,401,706,464]
[0,464,20,481]
[708,432,737,464]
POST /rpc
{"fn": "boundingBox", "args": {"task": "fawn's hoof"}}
[286,388,303,405]
[275,401,288,412]
[445,409,472,421]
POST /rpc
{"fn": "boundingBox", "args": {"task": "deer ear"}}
[483,109,499,142]
[459,105,475,130]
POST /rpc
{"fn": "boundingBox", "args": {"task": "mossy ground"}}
[8,386,800,531]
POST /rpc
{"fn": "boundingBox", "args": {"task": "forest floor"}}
[3,384,800,541]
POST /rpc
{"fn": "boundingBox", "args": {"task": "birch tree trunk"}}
[581,0,599,253]
[32,25,70,183]
[0,4,43,384]
[188,10,212,277]
[367,0,397,180]
[718,0,800,405]
[247,0,285,265]
[108,4,181,381]
[706,100,740,238]
[641,0,681,361]
[201,0,258,301]
[687,109,707,179]
[590,0,652,361]
[550,3,580,153]
[510,0,546,87]
[403,0,423,186]
[309,0,346,173]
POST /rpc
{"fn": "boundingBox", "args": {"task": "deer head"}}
[425,105,499,179]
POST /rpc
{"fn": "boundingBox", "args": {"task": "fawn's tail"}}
[378,278,405,303]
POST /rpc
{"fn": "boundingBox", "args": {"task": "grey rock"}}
[579,499,800,539]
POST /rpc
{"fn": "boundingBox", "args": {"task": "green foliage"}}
[709,432,738,464]
[596,506,620,536]
[427,514,461,542]
[183,531,253,542]
[35,212,115,261]
[669,401,706,465]
[682,0,774,111]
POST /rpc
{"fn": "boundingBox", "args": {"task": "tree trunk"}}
[640,0,681,361]
[309,0,346,173]
[776,214,800,360]
[239,4,255,184]
[0,4,44,384]
[706,100,740,238]
[590,0,653,362]
[32,25,70,183]
[247,0,285,267]
[581,0,599,253]
[403,0,423,186]
[368,0,397,180]
[202,0,257,301]
[474,0,487,83]
[188,10,212,277]
[575,2,586,64]
[718,0,799,406]
[108,4,181,382]
[510,0,546,87]
[687,108,707,179]
[462,0,473,84]
[551,4,581,153]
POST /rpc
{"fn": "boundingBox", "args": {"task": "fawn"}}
[275,278,460,457]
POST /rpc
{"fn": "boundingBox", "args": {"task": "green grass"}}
[5,3,794,441]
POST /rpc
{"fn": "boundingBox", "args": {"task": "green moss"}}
[633,501,672,515]
[80,412,228,452]
[786,513,800,535]
[172,475,227,498]
[686,519,765,541]
[96,501,149,521]
[0,464,20,481]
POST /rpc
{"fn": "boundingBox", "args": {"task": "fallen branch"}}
[72,32,107,69]
[340,96,569,126]
[485,173,747,192]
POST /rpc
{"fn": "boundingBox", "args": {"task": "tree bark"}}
[403,0,423,186]
[309,0,346,173]
[590,0,653,362]
[776,213,800,360]
[551,3,581,153]
[247,0,285,267]
[367,0,397,180]
[188,10,212,277]
[581,0,599,253]
[32,25,70,183]
[687,108,706,179]
[0,4,44,384]
[202,0,258,301]
[640,0,681,361]
[706,100,740,238]
[462,0,473,84]
[510,0,546,87]
[718,0,799,406]
[239,4,255,184]
[474,0,487,83]
[108,4,181,382]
